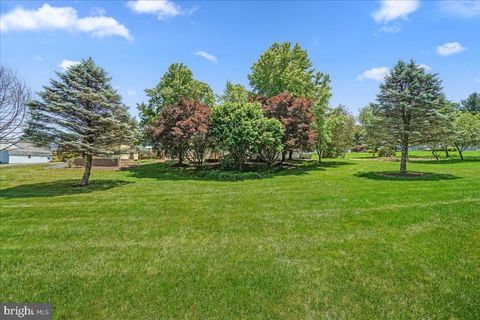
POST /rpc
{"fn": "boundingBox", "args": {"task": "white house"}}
[0,142,52,164]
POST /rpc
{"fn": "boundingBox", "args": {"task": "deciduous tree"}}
[325,105,355,157]
[147,98,211,167]
[358,104,384,157]
[0,66,30,151]
[453,111,480,161]
[24,58,135,186]
[262,92,315,161]
[460,92,480,114]
[138,63,214,150]
[219,81,250,104]
[248,42,330,107]
[211,101,282,170]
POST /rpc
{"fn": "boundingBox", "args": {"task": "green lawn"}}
[1,154,479,319]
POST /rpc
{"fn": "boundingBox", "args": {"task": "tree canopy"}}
[262,92,315,160]
[138,63,214,127]
[147,98,211,167]
[219,81,250,104]
[460,92,480,114]
[248,42,331,107]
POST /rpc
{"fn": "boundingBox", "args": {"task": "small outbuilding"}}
[0,142,52,164]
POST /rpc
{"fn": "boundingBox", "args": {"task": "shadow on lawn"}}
[126,160,355,182]
[354,171,459,181]
[408,158,480,165]
[0,179,132,199]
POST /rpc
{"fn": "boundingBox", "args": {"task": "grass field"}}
[1,152,479,319]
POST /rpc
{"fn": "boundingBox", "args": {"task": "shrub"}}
[378,147,396,157]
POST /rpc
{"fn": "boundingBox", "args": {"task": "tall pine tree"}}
[375,60,444,174]
[24,58,134,186]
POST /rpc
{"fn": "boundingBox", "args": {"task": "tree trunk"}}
[400,144,408,175]
[444,145,449,158]
[288,150,293,160]
[178,150,184,165]
[281,150,287,163]
[79,154,93,186]
[456,145,464,161]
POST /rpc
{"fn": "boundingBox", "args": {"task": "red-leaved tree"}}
[147,98,211,167]
[261,92,316,161]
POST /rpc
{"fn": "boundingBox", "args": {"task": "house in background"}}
[73,144,139,167]
[0,142,52,164]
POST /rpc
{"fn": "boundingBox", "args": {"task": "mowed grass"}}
[1,153,479,319]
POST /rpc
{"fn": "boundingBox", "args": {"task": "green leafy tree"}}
[211,101,282,170]
[358,104,385,157]
[325,105,355,157]
[375,60,444,174]
[219,81,250,104]
[256,118,284,165]
[453,112,480,160]
[248,42,331,105]
[138,63,214,150]
[24,58,135,186]
[425,100,457,162]
[460,92,480,113]
[312,105,330,162]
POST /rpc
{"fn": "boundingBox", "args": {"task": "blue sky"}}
[1,0,479,117]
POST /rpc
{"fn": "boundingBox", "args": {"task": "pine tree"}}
[375,60,444,174]
[24,58,135,186]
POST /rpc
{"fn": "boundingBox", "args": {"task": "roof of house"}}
[4,142,52,157]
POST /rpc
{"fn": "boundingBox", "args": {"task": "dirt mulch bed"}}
[378,171,428,178]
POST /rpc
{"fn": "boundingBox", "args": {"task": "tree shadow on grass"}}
[0,179,132,199]
[126,160,355,182]
[354,171,459,181]
[408,158,480,165]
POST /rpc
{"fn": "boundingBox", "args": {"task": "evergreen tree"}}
[24,58,135,186]
[375,60,444,174]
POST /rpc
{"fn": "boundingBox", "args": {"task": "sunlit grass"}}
[1,153,479,319]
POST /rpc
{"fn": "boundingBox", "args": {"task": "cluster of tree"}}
[5,50,479,185]
[139,42,334,170]
[356,60,480,173]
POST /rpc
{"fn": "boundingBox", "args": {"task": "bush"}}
[211,101,284,170]
[378,147,396,157]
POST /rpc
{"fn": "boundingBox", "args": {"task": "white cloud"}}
[90,7,106,16]
[357,67,390,81]
[127,90,137,96]
[475,78,480,83]
[438,1,480,18]
[59,60,80,71]
[419,64,432,71]
[34,56,43,62]
[194,51,218,63]
[127,0,195,20]
[0,4,131,39]
[436,42,466,56]
[379,24,402,33]
[373,0,420,23]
